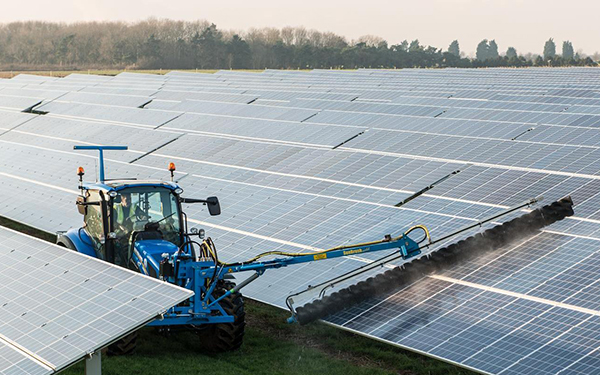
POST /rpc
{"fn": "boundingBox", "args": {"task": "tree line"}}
[472,38,593,67]
[0,19,595,70]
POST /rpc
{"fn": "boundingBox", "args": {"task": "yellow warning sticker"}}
[313,253,327,260]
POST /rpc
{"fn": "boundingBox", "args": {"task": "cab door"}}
[83,190,108,260]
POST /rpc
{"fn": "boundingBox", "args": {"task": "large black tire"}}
[56,234,77,251]
[197,281,246,352]
[107,331,138,356]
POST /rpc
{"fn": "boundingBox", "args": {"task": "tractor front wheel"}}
[107,331,138,356]
[197,280,246,352]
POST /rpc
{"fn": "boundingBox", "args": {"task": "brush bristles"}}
[295,197,574,325]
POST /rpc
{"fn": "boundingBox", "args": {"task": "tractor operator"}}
[114,192,144,230]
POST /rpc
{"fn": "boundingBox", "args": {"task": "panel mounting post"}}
[85,351,101,375]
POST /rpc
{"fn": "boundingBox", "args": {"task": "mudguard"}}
[57,228,98,258]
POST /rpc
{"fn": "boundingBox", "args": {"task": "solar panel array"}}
[1,68,600,374]
[0,226,193,375]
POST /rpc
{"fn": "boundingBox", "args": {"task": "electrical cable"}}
[77,227,96,247]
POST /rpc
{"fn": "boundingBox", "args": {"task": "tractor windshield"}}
[112,186,182,267]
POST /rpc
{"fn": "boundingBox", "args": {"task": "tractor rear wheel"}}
[197,280,246,352]
[107,331,138,356]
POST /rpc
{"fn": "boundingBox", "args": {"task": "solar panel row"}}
[0,226,193,375]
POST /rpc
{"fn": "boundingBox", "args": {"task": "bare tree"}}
[281,27,294,46]
[356,35,385,47]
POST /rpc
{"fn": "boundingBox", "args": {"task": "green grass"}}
[0,218,474,375]
[57,300,474,375]
[0,216,56,242]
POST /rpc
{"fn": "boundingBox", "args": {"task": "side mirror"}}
[76,196,87,215]
[179,196,221,216]
[206,196,221,216]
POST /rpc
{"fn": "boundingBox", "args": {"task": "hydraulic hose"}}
[224,225,430,267]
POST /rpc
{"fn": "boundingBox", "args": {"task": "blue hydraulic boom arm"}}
[202,226,428,312]
[226,229,423,273]
[152,225,432,327]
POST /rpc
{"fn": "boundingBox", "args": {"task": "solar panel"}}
[32,102,181,128]
[77,86,159,97]
[160,113,365,147]
[0,88,67,102]
[50,92,152,108]
[0,226,193,374]
[8,74,58,83]
[0,95,43,112]
[331,231,600,375]
[1,68,600,375]
[152,90,258,104]
[10,115,183,162]
[0,110,37,132]
[60,73,113,82]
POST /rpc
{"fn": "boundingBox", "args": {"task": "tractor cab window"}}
[111,187,182,267]
[83,190,106,260]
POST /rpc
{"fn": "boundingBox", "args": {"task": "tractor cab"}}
[111,185,183,265]
[79,181,186,268]
[57,146,221,278]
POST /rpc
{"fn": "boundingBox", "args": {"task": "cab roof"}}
[82,180,181,193]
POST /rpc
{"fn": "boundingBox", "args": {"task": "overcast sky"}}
[3,0,599,56]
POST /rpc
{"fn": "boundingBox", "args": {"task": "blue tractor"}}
[57,146,555,354]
